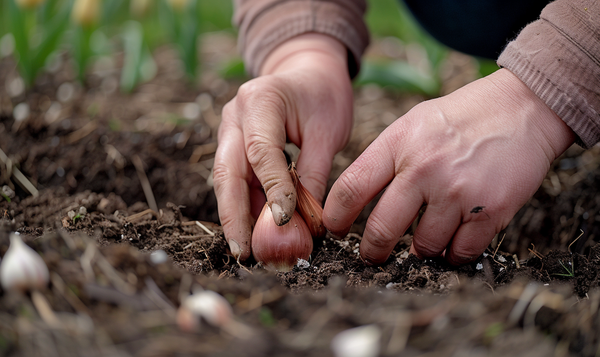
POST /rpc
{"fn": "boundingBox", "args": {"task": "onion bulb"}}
[252,203,313,272]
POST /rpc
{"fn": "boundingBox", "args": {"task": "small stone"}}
[7,77,25,98]
[13,102,29,121]
[297,258,310,269]
[2,186,15,199]
[150,250,169,265]
[182,103,200,120]
[57,82,75,103]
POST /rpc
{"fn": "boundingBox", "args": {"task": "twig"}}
[144,277,176,313]
[290,306,333,348]
[195,221,215,236]
[188,142,217,163]
[528,244,544,260]
[237,255,252,275]
[80,243,96,282]
[132,155,158,213]
[384,311,411,354]
[0,148,38,197]
[180,235,204,240]
[513,254,521,269]
[125,209,158,223]
[50,273,90,315]
[568,229,584,254]
[493,233,505,258]
[31,290,61,328]
[66,121,98,144]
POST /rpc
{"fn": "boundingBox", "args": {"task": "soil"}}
[2,33,600,356]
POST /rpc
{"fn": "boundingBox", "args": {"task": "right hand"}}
[213,33,354,260]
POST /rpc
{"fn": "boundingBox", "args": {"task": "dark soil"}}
[2,34,600,356]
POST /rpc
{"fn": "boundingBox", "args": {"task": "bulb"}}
[331,325,381,357]
[252,203,313,272]
[177,290,233,332]
[0,233,49,292]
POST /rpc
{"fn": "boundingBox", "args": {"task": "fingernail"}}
[448,254,476,266]
[271,203,291,226]
[359,253,375,266]
[229,240,241,259]
[326,226,351,240]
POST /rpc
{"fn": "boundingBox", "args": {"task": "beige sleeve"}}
[497,0,600,148]
[233,0,370,78]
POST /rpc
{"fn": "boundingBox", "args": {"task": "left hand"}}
[323,69,575,265]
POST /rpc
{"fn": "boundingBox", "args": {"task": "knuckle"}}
[365,218,397,247]
[236,79,285,113]
[411,234,445,258]
[211,161,230,189]
[245,137,270,167]
[333,170,367,210]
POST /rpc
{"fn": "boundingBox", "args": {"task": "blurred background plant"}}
[0,0,495,95]
[4,0,72,87]
[357,0,499,96]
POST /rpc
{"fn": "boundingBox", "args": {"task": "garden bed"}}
[1,34,600,356]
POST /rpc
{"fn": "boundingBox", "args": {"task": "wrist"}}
[260,33,349,76]
[490,69,575,159]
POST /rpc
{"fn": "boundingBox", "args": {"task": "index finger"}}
[323,136,397,237]
[213,104,255,261]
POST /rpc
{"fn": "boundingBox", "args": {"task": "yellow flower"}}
[168,0,188,12]
[71,0,100,27]
[130,0,151,18]
[15,0,46,10]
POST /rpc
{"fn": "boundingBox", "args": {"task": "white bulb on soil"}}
[0,233,49,292]
[331,325,381,357]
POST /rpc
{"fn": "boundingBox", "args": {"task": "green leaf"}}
[40,0,60,24]
[71,24,95,81]
[219,57,247,80]
[101,0,125,26]
[355,60,440,96]
[157,0,178,40]
[8,0,32,85]
[31,0,71,77]
[120,20,144,93]
[477,58,500,78]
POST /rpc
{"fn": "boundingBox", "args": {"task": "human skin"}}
[323,68,575,265]
[213,33,354,261]
[214,33,576,264]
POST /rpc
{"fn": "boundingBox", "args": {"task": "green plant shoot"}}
[158,0,201,81]
[8,0,72,87]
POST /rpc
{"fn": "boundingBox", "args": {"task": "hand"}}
[323,69,575,265]
[213,34,354,260]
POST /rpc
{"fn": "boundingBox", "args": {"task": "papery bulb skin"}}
[290,164,326,238]
[0,233,49,293]
[252,203,313,272]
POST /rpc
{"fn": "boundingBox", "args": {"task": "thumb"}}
[238,82,297,226]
